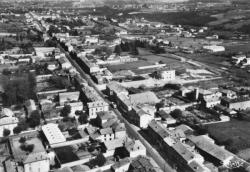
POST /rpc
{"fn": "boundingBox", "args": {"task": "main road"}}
[58,44,176,172]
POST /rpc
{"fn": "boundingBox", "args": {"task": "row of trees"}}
[114,41,139,56]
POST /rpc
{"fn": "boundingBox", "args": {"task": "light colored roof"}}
[54,167,73,172]
[59,91,80,105]
[100,128,113,135]
[82,86,103,102]
[104,139,124,150]
[129,91,160,105]
[172,141,195,163]
[188,135,234,162]
[42,123,66,145]
[189,160,209,172]
[1,108,14,117]
[24,152,49,164]
[34,47,55,53]
[107,82,128,94]
[0,116,18,126]
[125,140,145,152]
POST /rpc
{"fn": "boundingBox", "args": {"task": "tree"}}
[13,126,22,134]
[170,109,183,119]
[50,76,71,89]
[3,129,10,137]
[19,137,26,143]
[61,105,71,118]
[44,39,57,47]
[77,111,89,124]
[114,45,122,56]
[95,153,106,167]
[20,144,34,153]
[129,42,139,55]
[29,110,41,128]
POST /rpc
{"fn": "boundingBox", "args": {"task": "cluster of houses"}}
[0,15,160,172]
[2,7,250,172]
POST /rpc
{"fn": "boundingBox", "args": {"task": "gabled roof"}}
[42,123,66,145]
[188,135,234,162]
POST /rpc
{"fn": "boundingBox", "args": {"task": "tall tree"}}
[29,110,41,128]
[114,45,122,56]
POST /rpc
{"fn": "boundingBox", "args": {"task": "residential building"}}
[91,127,115,142]
[221,97,250,111]
[59,56,72,69]
[111,158,130,172]
[129,106,154,129]
[8,131,50,172]
[113,123,127,140]
[103,139,124,157]
[128,156,156,172]
[59,91,80,106]
[188,135,235,167]
[81,86,109,119]
[124,140,146,158]
[96,111,116,128]
[0,114,18,137]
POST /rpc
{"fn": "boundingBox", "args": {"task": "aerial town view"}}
[2,0,250,172]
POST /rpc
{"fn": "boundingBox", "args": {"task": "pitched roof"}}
[100,128,113,135]
[125,140,145,152]
[188,135,234,162]
[107,82,128,94]
[42,123,66,145]
[172,141,195,163]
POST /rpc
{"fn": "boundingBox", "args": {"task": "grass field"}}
[205,119,250,159]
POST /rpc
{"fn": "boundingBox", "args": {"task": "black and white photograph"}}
[0,0,249,172]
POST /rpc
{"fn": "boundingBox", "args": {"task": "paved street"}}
[59,45,176,172]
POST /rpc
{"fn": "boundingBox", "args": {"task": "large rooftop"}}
[42,123,66,145]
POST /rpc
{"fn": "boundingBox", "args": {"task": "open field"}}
[205,119,250,161]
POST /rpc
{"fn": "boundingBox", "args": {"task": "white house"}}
[58,56,72,69]
[160,69,175,80]
[23,152,50,172]
[103,139,124,157]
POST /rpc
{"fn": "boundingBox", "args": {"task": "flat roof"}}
[42,123,66,145]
